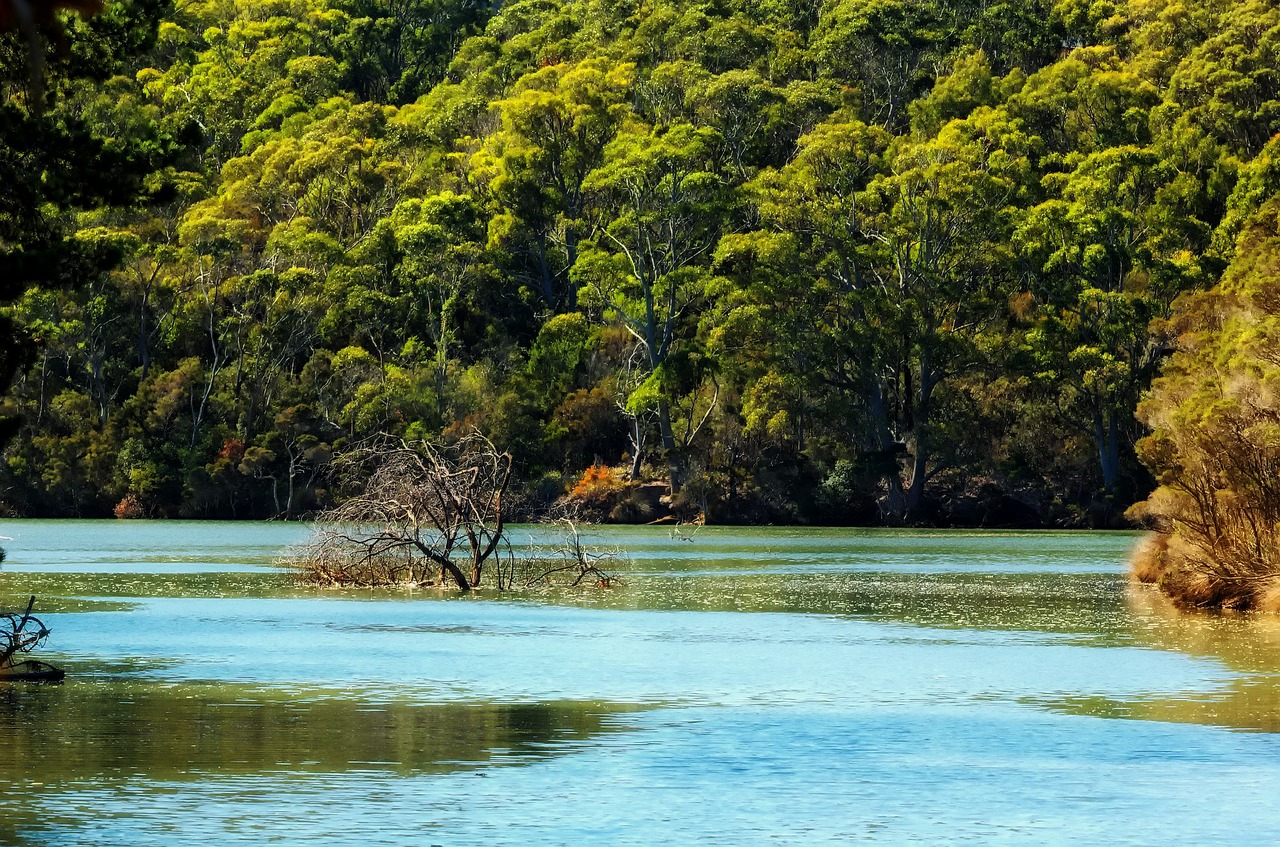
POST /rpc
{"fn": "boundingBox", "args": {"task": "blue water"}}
[2,521,1279,845]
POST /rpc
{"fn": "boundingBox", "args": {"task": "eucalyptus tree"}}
[575,120,730,491]
[854,115,1027,519]
[725,116,891,491]
[740,108,1027,520]
[1009,45,1207,499]
[334,0,496,104]
[1015,145,1197,496]
[1159,0,1280,160]
[813,0,943,131]
[475,59,634,311]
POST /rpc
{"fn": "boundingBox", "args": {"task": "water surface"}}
[2,521,1280,845]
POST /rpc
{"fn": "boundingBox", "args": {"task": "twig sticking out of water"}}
[669,513,705,543]
[521,517,626,589]
[1,596,52,668]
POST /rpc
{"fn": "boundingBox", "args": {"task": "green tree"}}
[0,0,169,517]
[576,120,729,490]
[1016,144,1199,497]
[475,59,633,310]
[334,0,495,104]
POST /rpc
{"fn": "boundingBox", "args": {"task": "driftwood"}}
[1,596,64,681]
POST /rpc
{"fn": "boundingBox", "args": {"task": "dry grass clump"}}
[1126,526,1280,612]
[1128,534,1167,585]
[1253,580,1280,614]
[291,515,626,592]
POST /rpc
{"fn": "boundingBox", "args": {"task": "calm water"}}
[3,522,1280,845]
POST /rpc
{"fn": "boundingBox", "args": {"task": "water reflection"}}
[0,680,633,782]
[0,677,636,843]
[1030,586,1280,732]
[1126,586,1280,673]
[7,522,1280,845]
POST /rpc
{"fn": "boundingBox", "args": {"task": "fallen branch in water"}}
[288,433,513,591]
[1,596,64,681]
[518,516,626,589]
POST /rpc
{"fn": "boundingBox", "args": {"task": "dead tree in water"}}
[1,596,49,667]
[519,515,627,589]
[293,434,513,591]
[1,596,64,680]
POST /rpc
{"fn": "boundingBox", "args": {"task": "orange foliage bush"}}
[560,464,636,521]
[114,493,146,520]
[569,463,625,498]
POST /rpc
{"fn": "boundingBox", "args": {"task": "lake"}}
[3,521,1280,845]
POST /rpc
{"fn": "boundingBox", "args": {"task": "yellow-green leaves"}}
[1131,196,1280,600]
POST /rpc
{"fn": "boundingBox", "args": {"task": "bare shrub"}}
[516,515,627,589]
[289,434,513,591]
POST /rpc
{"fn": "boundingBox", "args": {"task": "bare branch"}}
[286,434,513,591]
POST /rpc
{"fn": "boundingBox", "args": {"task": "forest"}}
[2,0,1279,528]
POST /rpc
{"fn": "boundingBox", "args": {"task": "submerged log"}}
[0,659,65,682]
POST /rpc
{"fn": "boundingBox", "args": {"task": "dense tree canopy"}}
[3,0,1280,526]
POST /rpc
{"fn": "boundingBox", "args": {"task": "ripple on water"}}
[6,522,1280,846]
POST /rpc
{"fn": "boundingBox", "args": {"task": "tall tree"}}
[476,59,633,311]
[576,120,729,490]
[0,0,169,489]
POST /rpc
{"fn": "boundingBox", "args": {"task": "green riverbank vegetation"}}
[1128,197,1280,611]
[5,0,1280,530]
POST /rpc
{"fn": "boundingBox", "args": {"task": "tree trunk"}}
[864,377,908,520]
[1095,406,1120,494]
[902,350,938,523]
[285,452,298,518]
[138,302,151,380]
[628,416,644,480]
[536,234,556,307]
[563,229,579,310]
[439,558,470,591]
[658,398,682,493]
[904,437,929,521]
